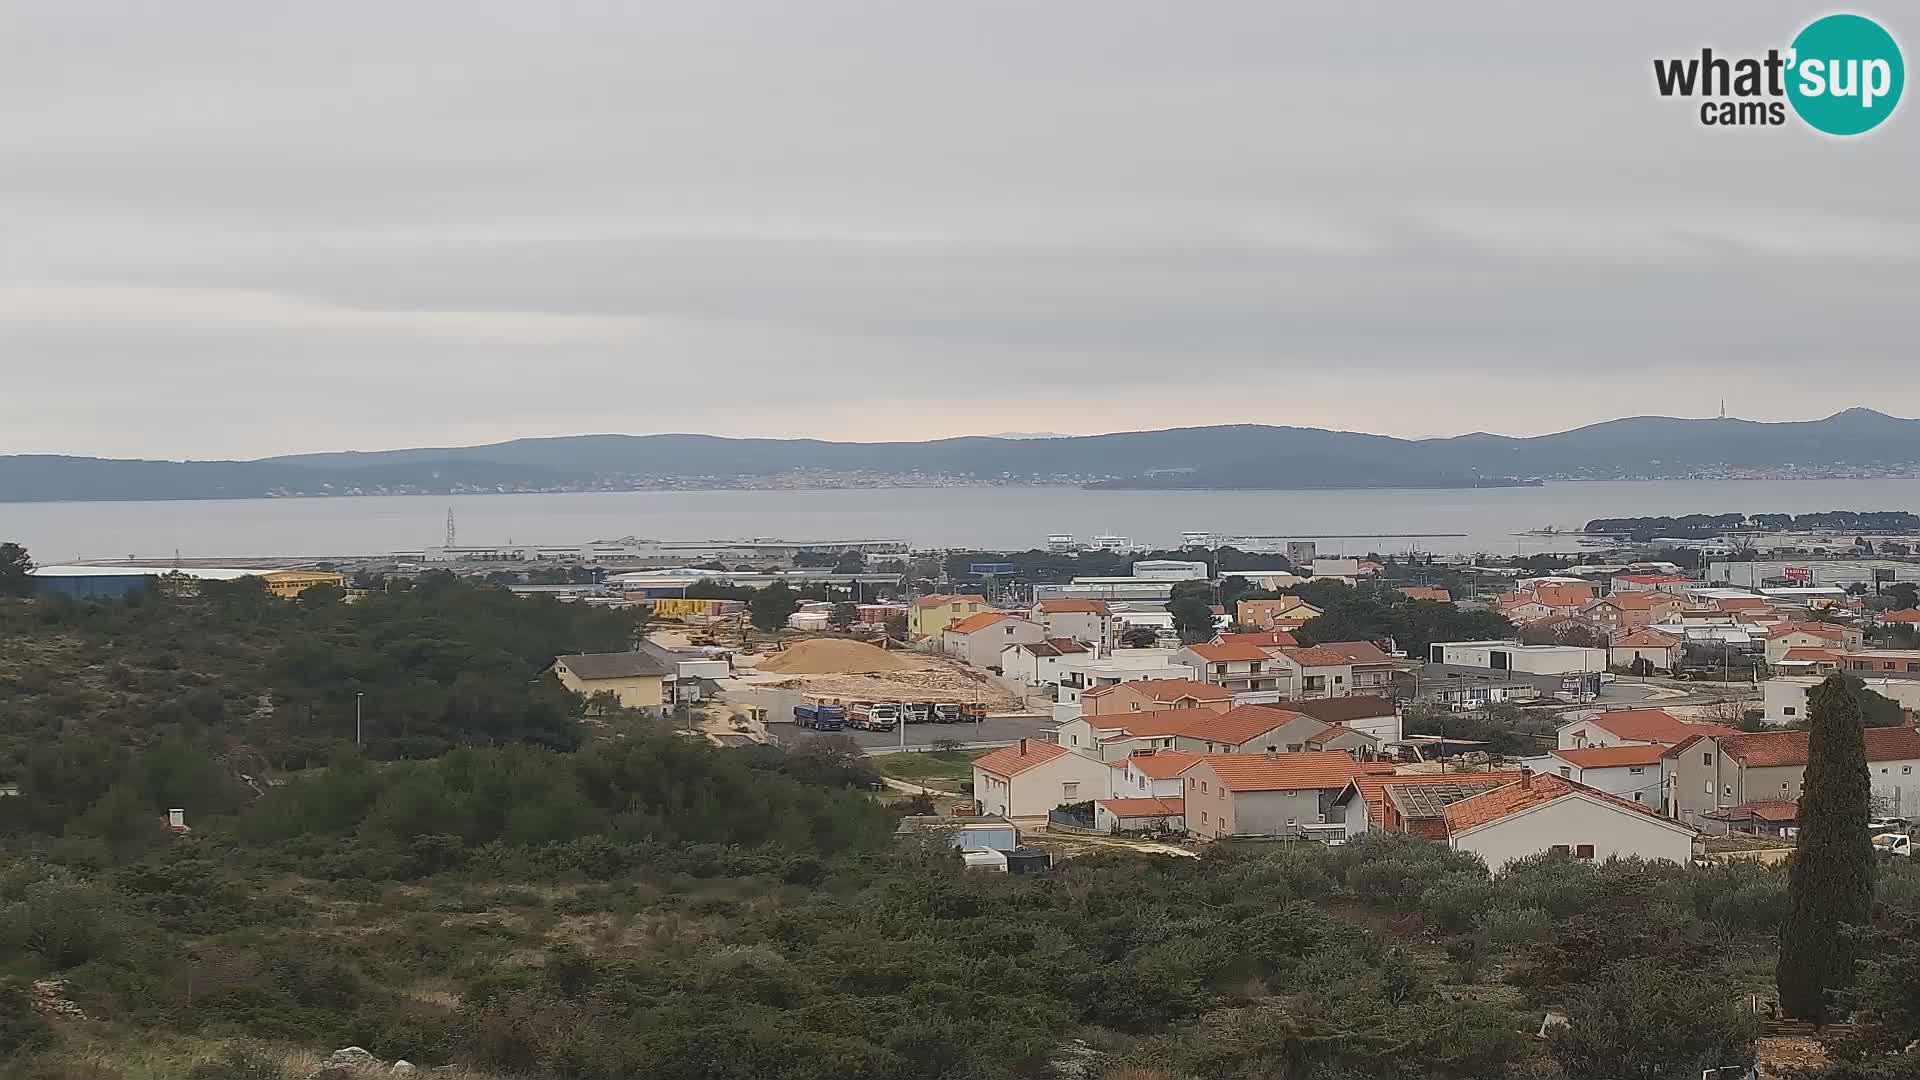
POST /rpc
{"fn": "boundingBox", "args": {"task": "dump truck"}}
[794,701,847,731]
[850,701,899,731]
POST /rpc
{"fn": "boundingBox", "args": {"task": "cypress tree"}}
[1777,673,1875,1022]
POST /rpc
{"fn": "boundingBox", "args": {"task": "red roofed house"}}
[1609,628,1684,673]
[1764,622,1864,664]
[1534,583,1598,612]
[1236,597,1324,630]
[1217,630,1299,649]
[1082,678,1232,718]
[1438,771,1697,870]
[1529,744,1669,806]
[1611,573,1696,595]
[1309,640,1409,696]
[1179,752,1363,839]
[908,594,991,639]
[971,738,1117,819]
[1882,609,1920,627]
[1701,799,1798,838]
[1272,646,1356,700]
[1493,593,1557,623]
[1288,694,1404,742]
[1582,590,1682,631]
[1177,641,1287,695]
[1556,708,1738,751]
[1398,586,1452,603]
[942,612,1045,669]
[1029,599,1115,650]
[1056,705,1340,761]
[1109,748,1206,800]
[1666,725,1920,824]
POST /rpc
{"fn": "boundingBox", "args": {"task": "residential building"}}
[1288,695,1403,742]
[1217,629,1299,649]
[1534,582,1598,609]
[1051,650,1196,708]
[1030,599,1115,650]
[1306,725,1380,755]
[550,651,673,714]
[1178,642,1287,695]
[1492,593,1556,623]
[1440,772,1697,870]
[1880,609,1920,627]
[1272,646,1355,699]
[1838,648,1920,676]
[943,612,1046,669]
[1665,726,1920,823]
[1608,628,1685,672]
[1556,708,1737,751]
[1082,678,1233,717]
[1237,597,1324,630]
[1525,744,1668,806]
[1108,748,1206,800]
[908,594,992,639]
[971,739,1116,818]
[1764,674,1920,724]
[1179,752,1363,838]
[1581,591,1681,631]
[1611,573,1695,595]
[1310,640,1410,696]
[1700,800,1798,837]
[1057,705,1342,760]
[1398,586,1452,603]
[999,638,1091,689]
[1764,622,1864,664]
[1311,558,1362,579]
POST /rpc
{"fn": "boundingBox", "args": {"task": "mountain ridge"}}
[3,409,1916,502]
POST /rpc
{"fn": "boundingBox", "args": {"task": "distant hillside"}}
[3,409,1917,501]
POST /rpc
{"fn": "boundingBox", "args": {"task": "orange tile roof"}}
[1186,751,1361,792]
[1082,677,1230,703]
[1442,772,1668,834]
[915,593,988,609]
[1768,622,1849,640]
[1536,584,1596,609]
[1121,749,1207,778]
[1781,647,1841,662]
[1345,771,1523,829]
[1186,642,1273,662]
[972,739,1070,778]
[1398,586,1452,603]
[1098,796,1184,817]
[1713,726,1920,769]
[1178,706,1317,747]
[1218,630,1300,648]
[1885,610,1920,624]
[945,611,1011,635]
[1613,628,1682,648]
[1090,706,1226,738]
[1715,597,1772,612]
[1281,646,1353,667]
[1035,599,1110,614]
[1551,744,1668,769]
[1307,724,1372,746]
[1591,592,1670,611]
[1312,640,1395,664]
[1574,708,1738,746]
[1288,696,1397,724]
[1705,799,1798,823]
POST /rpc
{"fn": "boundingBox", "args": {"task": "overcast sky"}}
[4,2,1916,459]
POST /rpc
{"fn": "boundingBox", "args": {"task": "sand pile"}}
[756,638,917,675]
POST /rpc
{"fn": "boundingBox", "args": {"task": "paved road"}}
[776,714,1058,752]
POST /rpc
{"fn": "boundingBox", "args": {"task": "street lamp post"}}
[355,692,364,748]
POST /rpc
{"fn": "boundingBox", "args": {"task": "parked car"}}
[1873,832,1912,857]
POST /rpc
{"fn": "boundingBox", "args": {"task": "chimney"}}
[1520,767,1532,790]
[1019,738,1029,756]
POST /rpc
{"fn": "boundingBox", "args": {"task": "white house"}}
[1177,641,1288,696]
[1522,744,1668,806]
[1764,674,1920,725]
[1556,708,1736,751]
[1108,748,1205,800]
[1441,772,1697,870]
[942,612,1046,670]
[1608,628,1684,672]
[1429,640,1608,676]
[971,739,1116,819]
[1030,599,1115,650]
[999,638,1091,690]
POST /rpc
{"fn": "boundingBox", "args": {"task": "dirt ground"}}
[730,646,1024,712]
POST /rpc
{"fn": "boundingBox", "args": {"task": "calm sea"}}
[5,479,1920,563]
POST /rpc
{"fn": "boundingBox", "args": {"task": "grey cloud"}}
[3,1,1918,457]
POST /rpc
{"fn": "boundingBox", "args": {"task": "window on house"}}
[1784,707,1796,716]
[1201,781,1208,793]
[1724,784,1734,797]
[1551,844,1571,855]
[1628,766,1644,774]
[1218,788,1225,800]
[1633,792,1643,802]
[1783,782,1790,790]
[1558,767,1572,778]
[1575,844,1595,860]
[1705,780,1714,794]
[1905,766,1913,775]
[1702,753,1713,766]
[1201,811,1209,825]
[1063,783,1078,800]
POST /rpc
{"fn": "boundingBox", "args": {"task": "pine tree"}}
[1777,673,1876,1022]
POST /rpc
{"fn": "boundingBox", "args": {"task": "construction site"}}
[731,637,1024,713]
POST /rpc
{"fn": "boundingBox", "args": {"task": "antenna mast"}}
[446,509,457,549]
